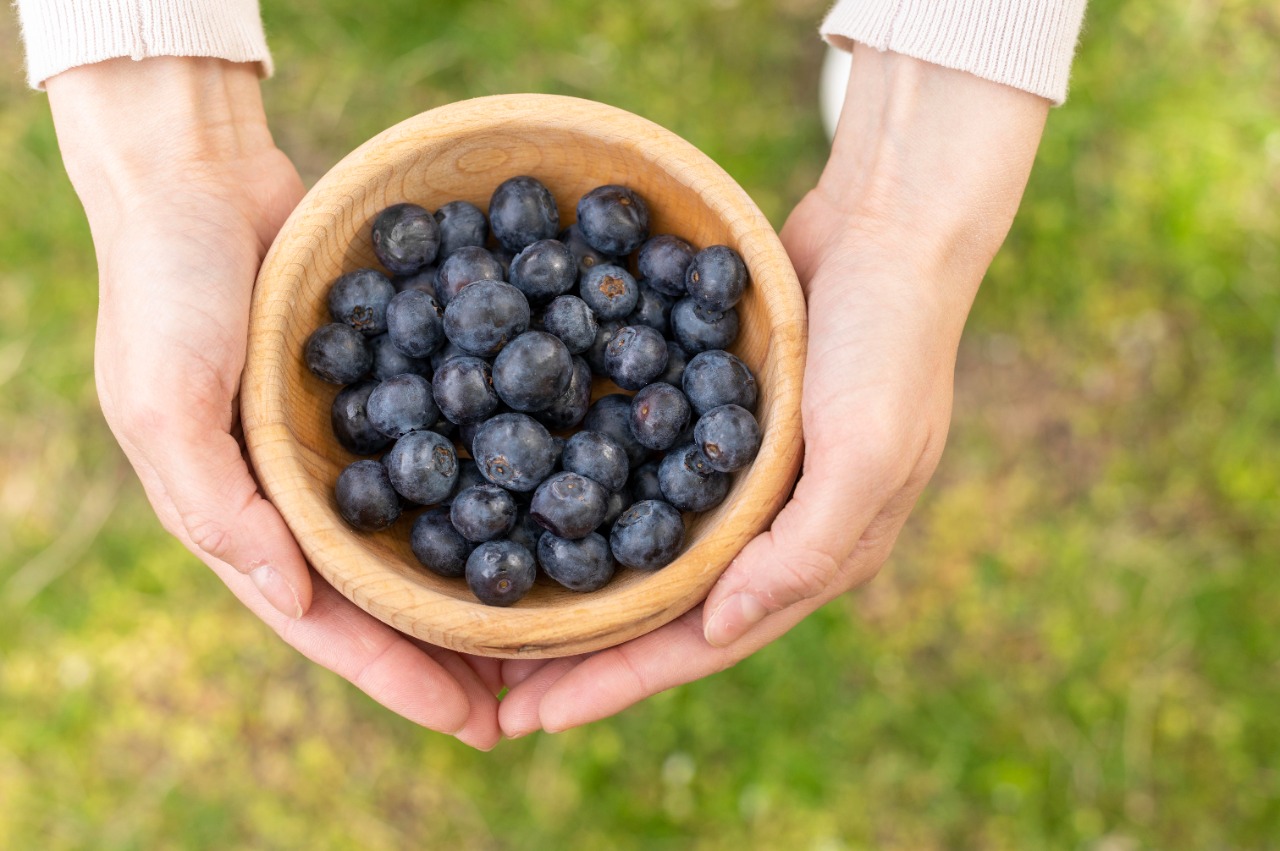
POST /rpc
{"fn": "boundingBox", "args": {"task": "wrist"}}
[817,47,1049,282]
[47,57,275,218]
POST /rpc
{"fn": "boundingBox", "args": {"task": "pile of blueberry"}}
[303,176,762,606]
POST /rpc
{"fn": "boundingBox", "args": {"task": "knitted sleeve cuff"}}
[820,0,1088,105]
[15,0,273,90]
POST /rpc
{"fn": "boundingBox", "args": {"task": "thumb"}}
[701,439,908,647]
[146,423,314,620]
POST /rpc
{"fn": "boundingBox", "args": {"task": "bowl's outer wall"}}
[244,95,806,658]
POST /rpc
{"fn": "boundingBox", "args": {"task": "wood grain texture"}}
[242,95,806,658]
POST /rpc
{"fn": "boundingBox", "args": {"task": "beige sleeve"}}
[15,0,272,90]
[821,0,1088,104]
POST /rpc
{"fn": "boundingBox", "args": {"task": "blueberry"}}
[431,356,499,425]
[507,506,546,553]
[682,349,758,415]
[603,325,668,391]
[366,373,438,438]
[670,298,740,354]
[471,413,558,492]
[444,458,485,505]
[658,444,731,512]
[434,200,488,260]
[541,295,599,354]
[685,245,748,312]
[537,532,615,592]
[489,176,560,252]
[393,267,439,296]
[561,430,629,492]
[335,460,401,531]
[558,223,621,277]
[385,289,446,358]
[372,203,440,275]
[630,383,691,451]
[576,185,650,256]
[534,356,592,431]
[369,333,430,381]
[443,280,530,357]
[610,500,685,570]
[637,234,696,297]
[579,264,639,321]
[466,540,537,607]
[429,340,469,372]
[410,507,473,578]
[626,283,675,336]
[583,394,649,468]
[659,341,689,387]
[598,487,633,533]
[509,239,577,304]
[328,268,396,336]
[530,472,609,539]
[695,404,762,472]
[487,330,572,413]
[435,246,505,306]
[450,483,518,542]
[383,429,459,505]
[584,318,625,376]
[305,323,372,384]
[331,379,393,456]
[431,418,458,440]
[628,460,664,503]
[491,245,517,280]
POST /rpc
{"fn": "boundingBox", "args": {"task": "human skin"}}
[46,45,1048,745]
[496,46,1050,736]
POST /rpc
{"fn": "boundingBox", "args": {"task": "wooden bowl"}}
[242,94,805,658]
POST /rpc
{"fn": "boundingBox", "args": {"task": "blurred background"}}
[1,1,1277,848]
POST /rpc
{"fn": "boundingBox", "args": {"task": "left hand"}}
[495,48,1050,737]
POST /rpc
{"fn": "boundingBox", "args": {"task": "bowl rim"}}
[243,93,806,658]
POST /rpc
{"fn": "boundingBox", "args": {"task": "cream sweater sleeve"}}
[15,0,272,90]
[822,0,1088,104]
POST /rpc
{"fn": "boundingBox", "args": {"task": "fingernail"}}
[705,593,768,647]
[251,564,303,619]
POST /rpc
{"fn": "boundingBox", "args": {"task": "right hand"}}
[47,57,502,750]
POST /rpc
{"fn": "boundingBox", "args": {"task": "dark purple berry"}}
[537,532,615,592]
[530,472,609,539]
[630,382,691,451]
[366,373,438,438]
[695,404,762,472]
[658,443,730,512]
[579,264,639,321]
[576,185,650,256]
[626,283,675,336]
[534,356,593,431]
[443,280,530,357]
[507,506,546,553]
[429,340,469,372]
[670,298,739,353]
[682,349,757,415]
[336,460,401,531]
[541,295,599,354]
[383,429,458,505]
[558,223,621,277]
[466,540,536,607]
[637,234,696,297]
[393,268,439,296]
[432,356,499,425]
[451,484,518,542]
[434,200,488,260]
[306,323,372,384]
[328,268,396,336]
[659,341,689,387]
[561,430,629,492]
[410,507,473,578]
[471,413,558,492]
[331,379,392,456]
[685,245,748,312]
[490,176,560,252]
[372,203,440,275]
[599,487,633,533]
[604,325,668,391]
[628,460,663,503]
[492,331,572,412]
[583,394,649,468]
[510,239,577,304]
[435,246,505,306]
[610,500,684,570]
[584,318,625,376]
[385,288,446,358]
[369,333,430,381]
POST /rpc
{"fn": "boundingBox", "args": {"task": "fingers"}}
[142,421,313,621]
[498,656,587,738]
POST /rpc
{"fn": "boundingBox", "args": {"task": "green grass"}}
[2,1,1278,848]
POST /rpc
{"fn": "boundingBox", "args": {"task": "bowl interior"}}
[245,95,804,657]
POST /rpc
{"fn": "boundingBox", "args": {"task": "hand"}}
[48,58,501,749]
[496,48,1050,736]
